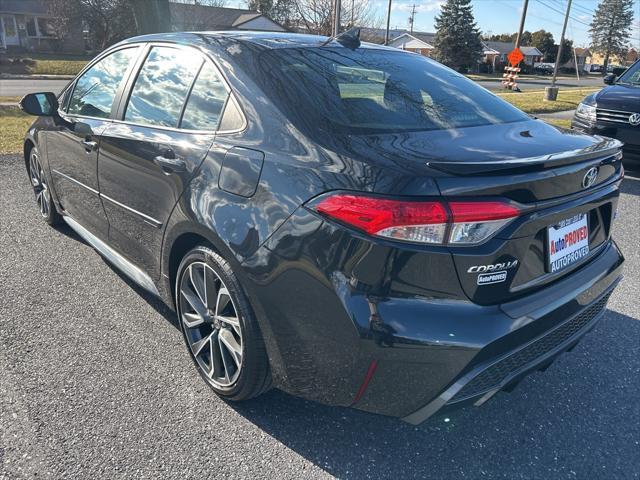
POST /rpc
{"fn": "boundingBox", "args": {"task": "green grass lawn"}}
[2,53,89,76]
[28,59,87,75]
[497,88,597,114]
[0,107,32,155]
[0,96,22,103]
[541,118,572,129]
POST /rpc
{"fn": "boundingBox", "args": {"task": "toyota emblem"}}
[582,167,599,189]
[629,113,640,126]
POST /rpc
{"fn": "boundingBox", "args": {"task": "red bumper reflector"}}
[353,359,378,404]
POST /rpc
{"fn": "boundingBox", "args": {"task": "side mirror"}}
[603,74,616,85]
[19,92,59,116]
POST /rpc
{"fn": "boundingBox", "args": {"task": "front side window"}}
[180,62,228,130]
[68,47,138,119]
[124,47,202,127]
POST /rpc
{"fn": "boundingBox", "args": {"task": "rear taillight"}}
[448,201,520,245]
[311,194,519,245]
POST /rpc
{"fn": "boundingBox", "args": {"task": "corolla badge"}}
[629,113,640,126]
[468,260,519,286]
[582,167,599,189]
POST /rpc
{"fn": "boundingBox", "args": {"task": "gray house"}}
[0,0,285,54]
[0,0,84,53]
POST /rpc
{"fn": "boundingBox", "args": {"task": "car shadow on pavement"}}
[52,222,180,329]
[227,309,639,479]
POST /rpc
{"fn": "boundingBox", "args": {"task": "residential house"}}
[0,0,84,53]
[624,48,638,65]
[388,32,502,73]
[388,32,436,56]
[482,40,543,72]
[1,0,285,55]
[169,3,286,32]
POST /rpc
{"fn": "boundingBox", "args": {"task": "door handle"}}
[153,155,186,174]
[81,139,98,152]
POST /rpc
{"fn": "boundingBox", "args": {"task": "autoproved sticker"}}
[477,270,508,285]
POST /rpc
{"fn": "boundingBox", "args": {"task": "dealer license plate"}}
[547,214,589,273]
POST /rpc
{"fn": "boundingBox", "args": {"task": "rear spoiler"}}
[427,139,623,176]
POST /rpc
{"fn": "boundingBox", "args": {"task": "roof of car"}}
[119,31,399,52]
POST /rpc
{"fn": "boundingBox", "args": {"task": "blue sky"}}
[373,0,640,49]
[230,0,640,49]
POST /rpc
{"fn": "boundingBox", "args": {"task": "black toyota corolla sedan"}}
[19,31,624,424]
[572,59,640,165]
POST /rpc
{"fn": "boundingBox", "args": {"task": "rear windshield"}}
[239,47,529,135]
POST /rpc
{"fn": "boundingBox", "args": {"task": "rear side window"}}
[67,47,138,118]
[180,63,228,131]
[124,46,202,127]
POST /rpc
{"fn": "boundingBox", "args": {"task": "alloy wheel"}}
[178,261,243,388]
[29,150,50,218]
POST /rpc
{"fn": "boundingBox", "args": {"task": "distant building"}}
[0,0,285,54]
[387,31,501,73]
[0,0,84,53]
[388,32,436,56]
[482,41,543,67]
[169,3,286,33]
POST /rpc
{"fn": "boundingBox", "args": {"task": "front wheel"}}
[28,146,61,226]
[176,246,271,401]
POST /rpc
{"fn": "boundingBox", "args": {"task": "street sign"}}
[507,48,524,66]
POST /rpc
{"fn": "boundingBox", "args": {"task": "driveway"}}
[1,154,639,479]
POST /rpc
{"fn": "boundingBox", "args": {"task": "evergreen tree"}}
[589,0,635,71]
[433,0,483,72]
[531,29,556,61]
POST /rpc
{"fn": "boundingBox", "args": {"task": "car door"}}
[46,46,142,238]
[97,44,228,278]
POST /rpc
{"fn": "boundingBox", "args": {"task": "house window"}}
[37,18,55,37]
[26,17,38,36]
[25,16,55,38]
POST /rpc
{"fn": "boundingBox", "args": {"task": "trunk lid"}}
[427,123,624,306]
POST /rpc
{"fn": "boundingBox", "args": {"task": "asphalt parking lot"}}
[1,153,639,479]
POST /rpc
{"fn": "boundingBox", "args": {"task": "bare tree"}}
[291,0,379,35]
[48,0,137,51]
[171,0,228,7]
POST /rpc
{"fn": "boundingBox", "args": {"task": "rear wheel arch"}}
[164,226,243,306]
[23,139,35,172]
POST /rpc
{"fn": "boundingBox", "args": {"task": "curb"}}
[0,74,75,80]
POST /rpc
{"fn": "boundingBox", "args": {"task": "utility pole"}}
[551,0,572,89]
[333,0,341,36]
[409,4,416,34]
[351,0,354,27]
[514,0,529,50]
[384,0,392,45]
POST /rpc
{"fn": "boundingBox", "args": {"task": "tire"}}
[175,245,271,401]
[27,145,62,226]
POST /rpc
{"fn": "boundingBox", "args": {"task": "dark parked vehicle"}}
[573,59,640,165]
[20,32,624,424]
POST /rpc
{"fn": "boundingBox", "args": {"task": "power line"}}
[535,0,591,28]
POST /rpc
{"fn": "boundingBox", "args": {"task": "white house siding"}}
[239,16,285,32]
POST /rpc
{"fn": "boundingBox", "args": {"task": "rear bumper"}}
[242,209,624,421]
[403,278,617,424]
